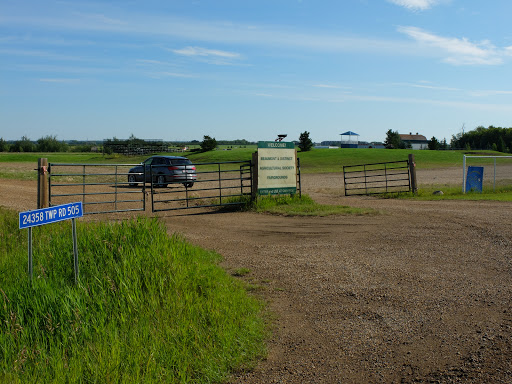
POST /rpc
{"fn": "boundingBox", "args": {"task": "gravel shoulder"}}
[1,164,511,383]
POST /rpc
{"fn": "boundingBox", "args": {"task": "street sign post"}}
[19,202,83,283]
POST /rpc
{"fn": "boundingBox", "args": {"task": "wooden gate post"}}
[408,154,418,194]
[37,158,49,209]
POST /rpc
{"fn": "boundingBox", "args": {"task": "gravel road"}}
[1,164,511,383]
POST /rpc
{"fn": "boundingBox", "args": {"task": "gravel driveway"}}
[1,164,511,383]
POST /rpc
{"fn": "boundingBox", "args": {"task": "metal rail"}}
[49,163,146,215]
[151,160,253,212]
[462,155,512,193]
[343,160,411,196]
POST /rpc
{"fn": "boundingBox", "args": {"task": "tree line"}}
[0,135,85,153]
[450,125,512,152]
[385,126,512,152]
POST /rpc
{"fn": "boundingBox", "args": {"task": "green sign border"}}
[258,187,297,195]
[258,141,295,149]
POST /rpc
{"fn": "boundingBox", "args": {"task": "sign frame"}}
[256,141,297,196]
[19,202,83,229]
[19,202,83,283]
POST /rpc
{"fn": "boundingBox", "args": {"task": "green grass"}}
[295,148,511,173]
[0,168,34,181]
[232,268,251,277]
[400,185,512,201]
[0,149,256,165]
[3,147,507,170]
[250,194,376,216]
[0,152,117,163]
[0,208,266,383]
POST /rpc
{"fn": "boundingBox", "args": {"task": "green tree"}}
[497,136,507,153]
[298,131,313,152]
[200,135,217,152]
[36,135,68,152]
[10,136,35,152]
[428,136,440,150]
[384,129,405,149]
[0,138,6,152]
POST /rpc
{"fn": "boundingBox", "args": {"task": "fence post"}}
[408,154,418,194]
[37,158,49,208]
[297,157,301,198]
[251,152,258,200]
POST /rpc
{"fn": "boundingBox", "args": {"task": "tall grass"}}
[0,207,265,383]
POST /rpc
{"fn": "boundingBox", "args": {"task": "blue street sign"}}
[19,202,83,229]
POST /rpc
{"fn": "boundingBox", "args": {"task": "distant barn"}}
[399,133,428,150]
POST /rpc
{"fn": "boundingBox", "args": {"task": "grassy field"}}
[396,185,512,201]
[2,147,508,170]
[2,148,512,200]
[0,208,265,383]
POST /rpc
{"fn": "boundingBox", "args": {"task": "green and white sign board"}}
[257,141,297,195]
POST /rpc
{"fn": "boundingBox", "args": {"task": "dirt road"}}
[1,165,511,383]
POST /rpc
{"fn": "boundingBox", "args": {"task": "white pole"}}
[72,218,79,283]
[28,227,33,281]
[462,155,466,194]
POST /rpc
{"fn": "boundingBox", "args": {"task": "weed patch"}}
[0,208,265,383]
[250,194,376,216]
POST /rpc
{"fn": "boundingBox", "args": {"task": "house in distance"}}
[399,133,428,150]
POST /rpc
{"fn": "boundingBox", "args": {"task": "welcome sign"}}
[257,141,297,195]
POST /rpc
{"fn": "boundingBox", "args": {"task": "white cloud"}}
[388,0,440,11]
[172,46,240,59]
[0,11,412,56]
[152,72,196,79]
[39,78,80,83]
[313,84,342,89]
[398,26,507,65]
[171,46,242,65]
[469,89,512,97]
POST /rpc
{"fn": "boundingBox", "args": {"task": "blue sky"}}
[1,0,512,143]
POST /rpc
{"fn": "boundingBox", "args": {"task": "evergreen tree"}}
[298,131,313,152]
[0,138,6,152]
[428,136,440,150]
[384,129,405,149]
[200,135,217,152]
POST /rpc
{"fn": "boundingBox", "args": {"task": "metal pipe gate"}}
[48,160,253,215]
[343,160,411,196]
[150,160,252,212]
[49,163,146,215]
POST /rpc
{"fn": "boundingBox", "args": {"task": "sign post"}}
[19,202,83,283]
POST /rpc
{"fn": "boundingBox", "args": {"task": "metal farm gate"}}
[48,161,252,215]
[49,163,146,215]
[151,160,252,212]
[343,159,412,196]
